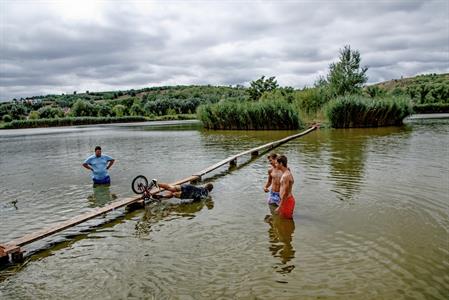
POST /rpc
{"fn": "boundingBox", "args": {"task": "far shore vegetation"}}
[1,45,448,130]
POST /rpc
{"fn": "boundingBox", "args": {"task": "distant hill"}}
[367,73,449,104]
[371,73,449,93]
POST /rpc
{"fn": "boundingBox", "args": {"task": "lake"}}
[0,119,448,299]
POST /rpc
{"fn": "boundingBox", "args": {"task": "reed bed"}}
[197,100,301,130]
[325,95,412,128]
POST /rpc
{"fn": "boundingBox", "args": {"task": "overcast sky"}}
[0,0,448,101]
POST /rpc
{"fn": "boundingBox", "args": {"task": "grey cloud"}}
[1,0,448,101]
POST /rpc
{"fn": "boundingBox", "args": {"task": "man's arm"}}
[264,169,273,192]
[82,163,92,171]
[106,159,115,170]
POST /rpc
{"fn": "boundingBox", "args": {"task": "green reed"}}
[325,95,412,128]
[197,100,301,130]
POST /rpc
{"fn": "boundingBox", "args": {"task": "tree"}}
[129,102,144,116]
[28,111,40,120]
[71,99,97,117]
[247,76,279,101]
[37,106,64,119]
[97,104,112,117]
[326,45,368,96]
[2,114,12,122]
[112,104,126,117]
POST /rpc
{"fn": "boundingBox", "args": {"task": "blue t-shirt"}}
[84,154,113,180]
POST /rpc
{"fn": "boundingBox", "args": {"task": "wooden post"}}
[11,251,24,263]
[229,158,237,167]
[126,201,144,211]
[251,150,258,157]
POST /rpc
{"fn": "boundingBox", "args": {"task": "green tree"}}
[326,45,368,96]
[2,114,12,122]
[129,102,144,116]
[8,103,28,120]
[37,106,64,118]
[71,99,97,117]
[247,76,279,101]
[97,104,112,117]
[112,104,126,117]
[28,111,40,120]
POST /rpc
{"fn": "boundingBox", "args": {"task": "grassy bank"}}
[0,114,196,129]
[324,96,412,128]
[197,100,301,130]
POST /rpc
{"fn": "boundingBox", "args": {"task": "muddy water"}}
[0,119,448,299]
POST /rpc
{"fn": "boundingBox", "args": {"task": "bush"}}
[112,104,126,117]
[71,99,97,117]
[325,95,412,128]
[28,111,40,120]
[293,87,331,114]
[37,106,64,119]
[2,114,12,122]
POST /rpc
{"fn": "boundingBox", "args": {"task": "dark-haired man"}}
[154,181,214,201]
[83,146,115,185]
[275,155,295,219]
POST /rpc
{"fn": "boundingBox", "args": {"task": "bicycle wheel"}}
[132,175,148,194]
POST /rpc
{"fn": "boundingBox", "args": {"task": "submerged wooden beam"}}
[0,125,318,262]
[193,125,318,176]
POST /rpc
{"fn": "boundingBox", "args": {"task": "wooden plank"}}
[2,196,142,250]
[193,126,317,176]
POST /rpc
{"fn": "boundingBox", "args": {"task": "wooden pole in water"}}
[0,125,318,263]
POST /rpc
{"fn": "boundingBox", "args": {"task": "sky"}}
[0,0,448,101]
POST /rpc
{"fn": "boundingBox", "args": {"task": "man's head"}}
[205,183,214,192]
[95,146,102,157]
[267,153,278,166]
[276,155,288,168]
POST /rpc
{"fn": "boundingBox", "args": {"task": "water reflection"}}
[327,129,368,201]
[265,206,296,274]
[87,184,117,207]
[135,198,214,237]
[327,127,412,202]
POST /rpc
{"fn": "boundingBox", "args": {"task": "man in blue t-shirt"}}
[82,146,115,185]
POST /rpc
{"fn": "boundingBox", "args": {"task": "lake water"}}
[0,119,448,299]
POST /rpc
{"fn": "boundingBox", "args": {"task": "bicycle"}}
[131,175,162,202]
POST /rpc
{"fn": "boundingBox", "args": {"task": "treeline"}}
[1,115,194,129]
[198,45,419,129]
[1,47,447,130]
[0,86,246,125]
[373,73,449,104]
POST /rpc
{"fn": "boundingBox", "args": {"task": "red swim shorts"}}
[278,194,295,219]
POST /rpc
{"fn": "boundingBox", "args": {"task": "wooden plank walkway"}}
[0,125,318,263]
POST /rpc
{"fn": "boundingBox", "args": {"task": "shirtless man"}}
[275,155,295,219]
[263,153,283,206]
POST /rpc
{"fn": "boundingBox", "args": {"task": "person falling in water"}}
[275,155,295,219]
[152,180,213,201]
[264,153,283,208]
